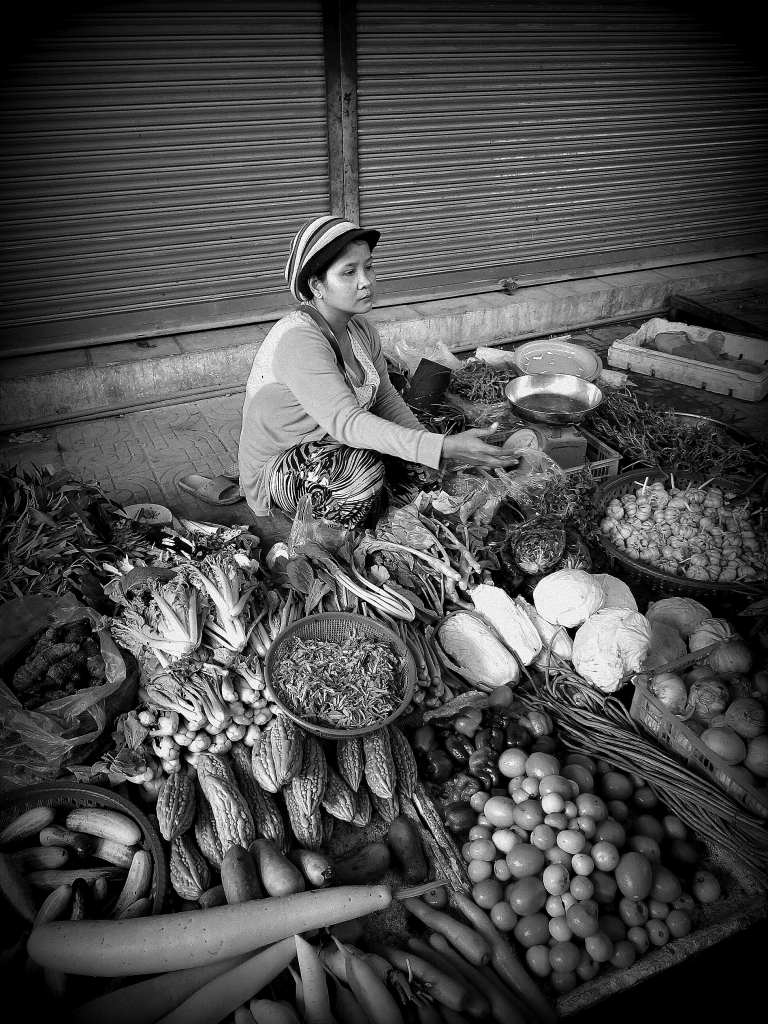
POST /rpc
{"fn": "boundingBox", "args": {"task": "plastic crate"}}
[563,429,620,481]
[630,652,768,820]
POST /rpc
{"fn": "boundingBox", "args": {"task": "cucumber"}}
[221,845,264,904]
[388,816,428,885]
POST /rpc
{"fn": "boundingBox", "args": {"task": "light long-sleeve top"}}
[239,309,444,516]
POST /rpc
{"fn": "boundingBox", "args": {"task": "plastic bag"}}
[0,594,137,789]
[443,392,522,437]
[384,335,462,377]
[287,494,354,558]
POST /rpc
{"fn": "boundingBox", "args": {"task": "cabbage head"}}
[533,569,604,628]
[572,608,652,692]
[435,610,520,688]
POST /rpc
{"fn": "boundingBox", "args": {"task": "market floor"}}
[1,314,766,1019]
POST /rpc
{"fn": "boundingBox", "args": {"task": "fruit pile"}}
[418,701,721,996]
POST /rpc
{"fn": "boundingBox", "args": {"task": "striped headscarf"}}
[285,215,380,301]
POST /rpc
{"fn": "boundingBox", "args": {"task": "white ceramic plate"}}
[122,502,173,525]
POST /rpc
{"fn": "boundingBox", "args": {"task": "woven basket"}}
[595,468,761,601]
[0,781,168,914]
[264,612,416,738]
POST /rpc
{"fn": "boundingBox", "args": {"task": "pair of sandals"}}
[178,470,243,506]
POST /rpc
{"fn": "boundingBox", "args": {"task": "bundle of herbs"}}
[0,463,158,607]
[446,359,517,404]
[587,387,767,480]
[269,626,406,728]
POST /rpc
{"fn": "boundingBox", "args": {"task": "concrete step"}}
[2,254,767,432]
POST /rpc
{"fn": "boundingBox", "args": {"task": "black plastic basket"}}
[595,468,761,601]
[0,781,168,914]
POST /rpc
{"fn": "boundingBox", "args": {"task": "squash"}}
[28,886,394,976]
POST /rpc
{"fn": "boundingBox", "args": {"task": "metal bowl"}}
[505,373,603,426]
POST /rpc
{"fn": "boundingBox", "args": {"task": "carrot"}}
[318,942,349,984]
[155,937,297,1024]
[427,933,531,1024]
[72,953,254,1024]
[415,1006,443,1024]
[400,897,491,966]
[452,893,556,1024]
[365,942,480,1018]
[330,975,370,1024]
[28,884,392,976]
[336,939,404,1024]
[296,934,334,1024]
[249,1000,302,1024]
[0,850,37,924]
[436,1007,472,1024]
[287,966,305,1018]
[234,1008,257,1024]
[405,939,489,1020]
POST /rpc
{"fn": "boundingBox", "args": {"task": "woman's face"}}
[309,240,376,316]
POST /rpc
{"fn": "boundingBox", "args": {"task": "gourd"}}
[388,725,417,800]
[288,735,328,817]
[193,786,225,869]
[320,765,358,823]
[156,769,196,842]
[363,728,398,800]
[283,786,324,852]
[336,737,365,792]
[197,764,255,855]
[230,742,288,854]
[170,834,211,901]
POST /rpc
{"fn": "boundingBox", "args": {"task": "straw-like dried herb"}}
[270,627,406,728]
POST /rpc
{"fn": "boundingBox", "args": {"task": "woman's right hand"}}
[440,425,520,469]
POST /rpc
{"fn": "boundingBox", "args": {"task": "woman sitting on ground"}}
[225,216,519,526]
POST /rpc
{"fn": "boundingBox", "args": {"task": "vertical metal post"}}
[323,0,359,221]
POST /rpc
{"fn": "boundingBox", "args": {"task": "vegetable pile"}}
[3,334,768,1023]
[587,386,768,479]
[8,618,107,710]
[600,477,768,585]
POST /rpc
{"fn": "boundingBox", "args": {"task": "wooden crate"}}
[607,316,768,401]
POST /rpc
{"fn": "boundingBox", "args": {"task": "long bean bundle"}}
[519,662,768,886]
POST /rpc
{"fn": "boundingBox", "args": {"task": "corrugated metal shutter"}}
[0,1,328,356]
[356,0,768,298]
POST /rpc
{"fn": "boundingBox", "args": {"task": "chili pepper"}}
[453,713,482,738]
[504,722,533,749]
[443,801,477,834]
[473,726,506,753]
[411,725,439,754]
[467,747,502,790]
[444,734,474,765]
[444,773,483,805]
[423,749,454,783]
